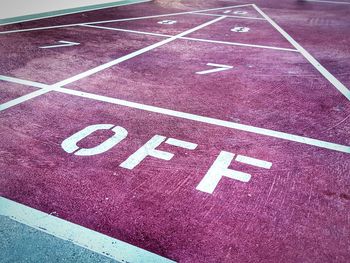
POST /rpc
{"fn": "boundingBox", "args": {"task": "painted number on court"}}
[61,124,272,194]
[39,40,80,49]
[195,63,233,75]
[158,20,177,25]
[231,27,250,33]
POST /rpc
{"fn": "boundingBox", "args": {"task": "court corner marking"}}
[252,4,350,101]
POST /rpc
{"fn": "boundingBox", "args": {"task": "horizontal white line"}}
[1,75,348,154]
[166,138,198,150]
[54,16,225,87]
[253,4,350,101]
[80,24,171,37]
[81,24,299,52]
[0,197,175,263]
[235,155,272,169]
[54,87,350,154]
[0,4,252,34]
[304,0,350,4]
[0,17,225,111]
[182,37,299,52]
[190,12,266,20]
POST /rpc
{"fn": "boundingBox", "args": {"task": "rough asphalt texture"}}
[0,0,349,262]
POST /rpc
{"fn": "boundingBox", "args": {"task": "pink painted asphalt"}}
[195,6,262,18]
[98,14,213,35]
[0,82,38,104]
[0,92,349,263]
[186,15,295,48]
[1,0,350,262]
[0,26,163,84]
[66,39,349,145]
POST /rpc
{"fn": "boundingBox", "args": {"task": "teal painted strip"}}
[0,0,151,26]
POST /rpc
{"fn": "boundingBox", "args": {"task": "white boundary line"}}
[81,24,299,52]
[55,16,226,87]
[0,4,253,34]
[1,75,349,154]
[0,16,226,111]
[81,24,171,38]
[304,0,350,4]
[190,12,266,20]
[252,4,350,101]
[0,0,152,26]
[0,196,175,263]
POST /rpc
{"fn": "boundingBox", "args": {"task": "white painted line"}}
[0,75,50,89]
[0,4,252,34]
[182,36,299,52]
[0,17,225,110]
[0,0,152,26]
[0,88,52,111]
[304,0,350,4]
[235,155,272,169]
[54,86,350,154]
[190,12,266,20]
[196,63,233,75]
[80,24,171,38]
[165,138,198,150]
[54,16,226,87]
[39,40,80,49]
[81,24,299,52]
[2,75,349,154]
[0,197,175,263]
[252,4,350,101]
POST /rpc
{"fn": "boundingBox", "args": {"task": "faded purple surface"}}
[1,93,349,263]
[0,27,163,84]
[1,0,350,263]
[67,39,349,145]
[0,82,38,104]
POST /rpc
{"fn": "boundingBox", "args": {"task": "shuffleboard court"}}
[0,0,349,262]
[64,39,349,145]
[0,91,349,262]
[0,27,164,84]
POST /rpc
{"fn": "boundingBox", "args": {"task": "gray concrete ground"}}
[0,215,120,263]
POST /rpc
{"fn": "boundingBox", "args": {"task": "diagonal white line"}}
[0,4,252,34]
[54,16,226,87]
[252,4,350,101]
[81,24,299,52]
[1,75,349,154]
[80,24,171,38]
[0,16,226,110]
[0,88,52,111]
[0,197,175,263]
[181,37,299,52]
[190,12,266,20]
